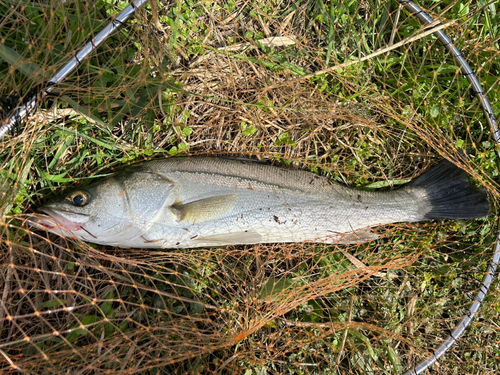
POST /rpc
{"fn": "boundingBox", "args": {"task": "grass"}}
[0,0,500,374]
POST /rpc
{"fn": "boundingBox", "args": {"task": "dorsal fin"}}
[221,156,268,165]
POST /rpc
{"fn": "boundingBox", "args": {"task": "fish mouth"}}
[36,207,88,232]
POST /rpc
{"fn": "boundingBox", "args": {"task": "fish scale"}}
[34,157,490,248]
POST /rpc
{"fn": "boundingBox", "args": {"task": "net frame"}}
[396,1,500,374]
[0,0,149,139]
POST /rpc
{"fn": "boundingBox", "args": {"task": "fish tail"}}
[408,161,490,220]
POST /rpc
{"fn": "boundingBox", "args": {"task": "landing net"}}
[1,1,499,373]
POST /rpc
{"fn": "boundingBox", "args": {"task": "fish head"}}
[35,176,137,244]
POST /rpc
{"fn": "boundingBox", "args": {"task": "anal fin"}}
[193,231,262,245]
[336,228,379,245]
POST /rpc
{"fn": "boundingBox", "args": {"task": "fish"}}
[33,157,490,248]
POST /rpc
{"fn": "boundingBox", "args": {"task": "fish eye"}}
[67,191,90,206]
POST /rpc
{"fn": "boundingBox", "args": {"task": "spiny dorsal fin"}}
[170,194,237,222]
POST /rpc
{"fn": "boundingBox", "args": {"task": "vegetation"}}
[0,0,499,373]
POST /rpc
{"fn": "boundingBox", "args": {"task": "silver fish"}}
[34,157,489,248]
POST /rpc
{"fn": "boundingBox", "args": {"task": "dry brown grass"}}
[0,0,499,374]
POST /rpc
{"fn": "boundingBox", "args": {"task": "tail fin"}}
[408,161,490,220]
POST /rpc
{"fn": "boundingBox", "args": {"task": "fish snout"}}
[37,206,89,232]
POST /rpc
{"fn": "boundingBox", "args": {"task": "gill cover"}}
[37,166,176,244]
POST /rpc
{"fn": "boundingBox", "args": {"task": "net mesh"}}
[1,0,499,373]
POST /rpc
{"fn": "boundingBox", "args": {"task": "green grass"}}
[0,0,499,374]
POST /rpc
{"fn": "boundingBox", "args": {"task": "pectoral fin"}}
[336,229,379,244]
[193,231,262,245]
[170,194,237,222]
